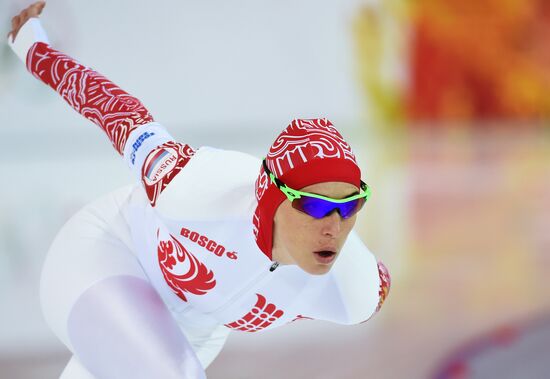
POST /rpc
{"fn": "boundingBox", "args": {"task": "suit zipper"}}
[204,261,278,315]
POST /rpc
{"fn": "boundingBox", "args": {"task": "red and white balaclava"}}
[253,118,361,259]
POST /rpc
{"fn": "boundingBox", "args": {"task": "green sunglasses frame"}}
[262,159,372,204]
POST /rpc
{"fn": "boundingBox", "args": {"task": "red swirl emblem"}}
[157,231,216,302]
[225,294,284,332]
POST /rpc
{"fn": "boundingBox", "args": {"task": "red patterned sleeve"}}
[26,42,152,154]
[26,42,195,205]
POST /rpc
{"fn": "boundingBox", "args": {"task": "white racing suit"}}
[9,18,390,379]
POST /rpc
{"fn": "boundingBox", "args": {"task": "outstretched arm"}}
[8,2,194,206]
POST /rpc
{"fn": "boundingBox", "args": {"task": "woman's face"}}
[271,181,359,275]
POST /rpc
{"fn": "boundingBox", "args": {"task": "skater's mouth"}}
[313,250,337,264]
[316,250,335,257]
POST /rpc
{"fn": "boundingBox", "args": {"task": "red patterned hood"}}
[253,118,362,259]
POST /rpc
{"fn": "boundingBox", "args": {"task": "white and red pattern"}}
[25,42,196,205]
[376,261,391,312]
[253,118,361,258]
[252,169,269,250]
[254,168,270,203]
[359,260,391,323]
[252,172,268,242]
[265,118,357,178]
[157,231,216,302]
[27,42,153,154]
[224,294,284,332]
[142,142,195,206]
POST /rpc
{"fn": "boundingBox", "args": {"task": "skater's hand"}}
[8,1,46,43]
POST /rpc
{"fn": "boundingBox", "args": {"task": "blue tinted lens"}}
[297,197,333,218]
[293,196,362,219]
[337,199,360,218]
